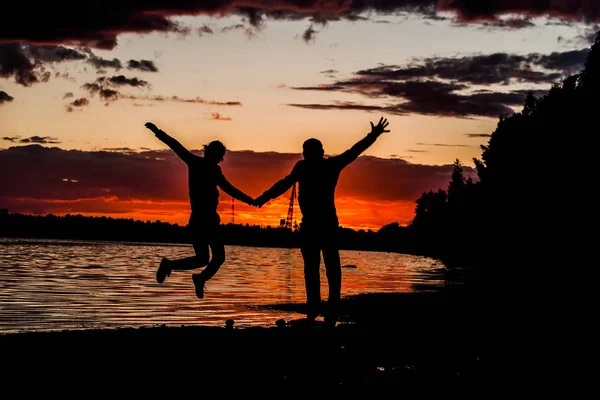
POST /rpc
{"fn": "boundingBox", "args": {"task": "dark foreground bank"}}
[1,292,489,393]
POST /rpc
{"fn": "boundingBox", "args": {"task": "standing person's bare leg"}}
[301,245,322,322]
[322,247,342,326]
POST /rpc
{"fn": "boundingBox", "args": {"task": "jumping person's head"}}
[302,138,324,161]
[203,140,226,164]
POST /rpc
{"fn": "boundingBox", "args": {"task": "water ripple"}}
[0,238,446,333]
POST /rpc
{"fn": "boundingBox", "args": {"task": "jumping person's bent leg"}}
[198,243,225,281]
[156,235,210,284]
[191,217,223,299]
[169,243,210,271]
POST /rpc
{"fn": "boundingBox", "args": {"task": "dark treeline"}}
[407,31,599,333]
[0,209,420,254]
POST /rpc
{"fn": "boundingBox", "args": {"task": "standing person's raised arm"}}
[145,122,195,165]
[333,117,390,169]
[254,162,301,207]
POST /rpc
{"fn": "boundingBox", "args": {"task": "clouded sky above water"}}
[1,1,597,228]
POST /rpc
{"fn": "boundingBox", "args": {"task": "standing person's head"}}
[203,141,226,164]
[302,138,324,161]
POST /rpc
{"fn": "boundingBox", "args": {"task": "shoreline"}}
[0,235,446,262]
[1,291,486,390]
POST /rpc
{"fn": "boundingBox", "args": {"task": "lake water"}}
[0,238,447,333]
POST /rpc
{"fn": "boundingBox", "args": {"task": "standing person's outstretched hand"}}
[370,117,390,136]
[145,122,160,134]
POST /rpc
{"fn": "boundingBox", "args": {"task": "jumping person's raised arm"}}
[145,122,195,165]
[332,117,390,170]
[255,162,301,207]
[217,172,254,206]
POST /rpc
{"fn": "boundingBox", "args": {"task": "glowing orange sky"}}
[0,146,465,230]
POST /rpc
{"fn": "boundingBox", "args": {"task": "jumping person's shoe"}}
[192,274,206,299]
[156,257,172,284]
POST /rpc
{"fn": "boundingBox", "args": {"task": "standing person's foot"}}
[192,274,206,299]
[324,317,337,329]
[156,257,172,284]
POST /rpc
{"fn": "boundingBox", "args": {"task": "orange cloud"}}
[0,145,468,230]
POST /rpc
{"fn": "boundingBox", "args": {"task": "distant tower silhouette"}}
[230,197,235,224]
[284,182,296,230]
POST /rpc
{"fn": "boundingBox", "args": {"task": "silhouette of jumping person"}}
[145,122,255,299]
[254,117,390,326]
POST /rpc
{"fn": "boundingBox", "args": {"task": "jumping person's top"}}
[260,131,382,228]
[154,129,253,215]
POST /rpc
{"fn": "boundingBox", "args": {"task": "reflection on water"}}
[0,238,446,333]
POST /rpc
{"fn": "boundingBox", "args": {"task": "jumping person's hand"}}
[370,117,390,136]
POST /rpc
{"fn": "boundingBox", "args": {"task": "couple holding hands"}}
[145,116,390,327]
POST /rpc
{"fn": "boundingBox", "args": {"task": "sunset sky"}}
[1,1,598,230]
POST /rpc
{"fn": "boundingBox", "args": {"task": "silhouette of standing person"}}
[145,122,255,299]
[254,117,390,326]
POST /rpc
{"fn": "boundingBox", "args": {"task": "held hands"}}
[370,117,390,136]
[249,194,269,208]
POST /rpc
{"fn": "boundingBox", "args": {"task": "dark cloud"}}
[288,47,592,117]
[63,92,74,99]
[3,1,596,49]
[197,25,214,36]
[104,75,149,87]
[581,27,600,44]
[288,101,403,114]
[82,82,120,101]
[356,49,589,86]
[27,45,87,62]
[535,49,592,73]
[221,24,246,33]
[81,75,149,102]
[127,59,158,72]
[102,147,136,152]
[140,95,242,106]
[0,43,85,86]
[0,90,13,104]
[68,98,89,110]
[302,25,318,43]
[210,112,232,121]
[438,0,600,23]
[3,136,61,144]
[20,136,61,144]
[290,80,536,118]
[86,55,122,70]
[221,23,256,39]
[465,133,491,138]
[474,17,536,30]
